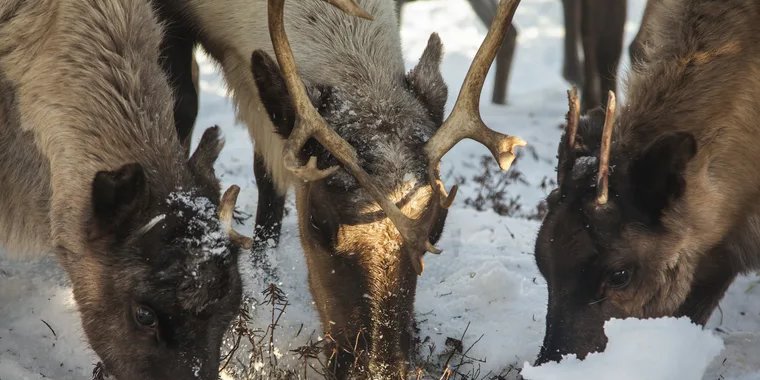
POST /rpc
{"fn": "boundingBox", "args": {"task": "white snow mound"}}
[521,317,725,380]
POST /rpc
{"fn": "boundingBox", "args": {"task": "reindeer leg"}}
[595,0,625,109]
[579,0,601,110]
[492,25,517,105]
[561,0,583,85]
[159,27,198,157]
[467,0,516,105]
[253,149,286,251]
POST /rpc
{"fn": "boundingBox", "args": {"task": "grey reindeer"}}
[0,0,252,378]
[247,0,525,378]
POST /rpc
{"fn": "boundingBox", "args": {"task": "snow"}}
[168,191,230,258]
[2,0,760,379]
[521,317,725,380]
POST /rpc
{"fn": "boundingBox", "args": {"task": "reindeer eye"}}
[607,269,632,289]
[134,305,158,328]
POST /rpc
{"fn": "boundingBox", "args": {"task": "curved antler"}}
[596,91,616,205]
[324,0,373,20]
[267,0,523,275]
[268,0,443,275]
[219,185,254,250]
[424,0,526,205]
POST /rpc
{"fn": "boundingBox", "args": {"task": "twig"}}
[40,319,57,339]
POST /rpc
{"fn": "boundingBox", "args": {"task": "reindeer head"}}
[58,127,250,380]
[534,89,700,364]
[250,0,525,375]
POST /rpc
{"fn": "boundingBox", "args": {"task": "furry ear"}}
[251,50,297,138]
[407,33,448,124]
[250,50,333,138]
[91,163,147,236]
[630,132,697,222]
[188,126,224,194]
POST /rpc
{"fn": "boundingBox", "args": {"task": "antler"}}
[566,86,580,149]
[596,91,616,205]
[268,0,445,275]
[219,185,254,250]
[424,0,526,203]
[324,0,373,20]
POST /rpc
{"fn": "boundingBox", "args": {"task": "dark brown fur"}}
[535,0,760,364]
[561,0,627,110]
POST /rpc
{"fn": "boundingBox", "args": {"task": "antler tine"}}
[220,185,254,250]
[424,0,526,202]
[566,86,580,149]
[596,91,616,205]
[323,0,373,20]
[268,0,439,275]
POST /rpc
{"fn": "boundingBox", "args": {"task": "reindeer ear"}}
[91,163,147,236]
[251,50,296,138]
[407,33,448,124]
[630,132,697,222]
[251,50,332,138]
[188,126,224,193]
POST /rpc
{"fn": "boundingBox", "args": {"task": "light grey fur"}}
[181,0,408,193]
[0,0,184,258]
[0,2,246,379]
[0,73,51,258]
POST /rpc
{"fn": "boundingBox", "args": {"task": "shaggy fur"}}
[0,1,242,378]
[248,5,450,378]
[0,74,51,258]
[535,0,760,364]
[156,0,407,194]
[153,0,451,377]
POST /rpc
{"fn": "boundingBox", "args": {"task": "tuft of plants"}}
[460,152,555,221]
[220,283,297,380]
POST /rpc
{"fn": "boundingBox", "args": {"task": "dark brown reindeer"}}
[0,0,251,378]
[535,0,760,364]
[249,0,525,377]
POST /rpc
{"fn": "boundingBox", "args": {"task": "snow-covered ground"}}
[522,317,725,380]
[2,0,760,379]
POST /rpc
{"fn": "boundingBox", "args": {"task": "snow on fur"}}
[168,191,229,258]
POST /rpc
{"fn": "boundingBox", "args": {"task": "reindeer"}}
[151,0,515,250]
[0,0,252,378]
[534,0,760,364]
[245,0,525,377]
